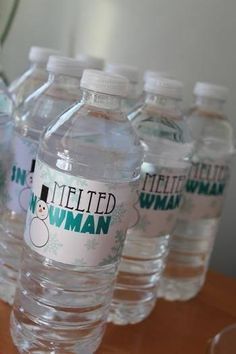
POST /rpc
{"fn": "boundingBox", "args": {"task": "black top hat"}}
[40,184,49,203]
[30,159,36,173]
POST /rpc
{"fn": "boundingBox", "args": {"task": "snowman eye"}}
[39,204,41,207]
[43,207,45,210]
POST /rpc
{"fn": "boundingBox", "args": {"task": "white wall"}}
[2,0,76,80]
[74,0,236,277]
[2,0,236,276]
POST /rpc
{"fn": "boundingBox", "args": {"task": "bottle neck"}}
[48,73,81,87]
[145,92,181,111]
[195,95,225,114]
[81,89,122,110]
[127,82,140,99]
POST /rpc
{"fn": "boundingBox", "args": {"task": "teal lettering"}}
[29,193,37,213]
[64,211,82,232]
[49,206,66,227]
[154,195,167,210]
[139,192,155,209]
[16,167,26,186]
[186,179,199,193]
[96,216,111,234]
[198,182,210,195]
[81,215,95,234]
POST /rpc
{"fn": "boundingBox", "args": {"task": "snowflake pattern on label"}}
[180,161,230,220]
[129,166,188,237]
[24,159,135,266]
[6,133,38,214]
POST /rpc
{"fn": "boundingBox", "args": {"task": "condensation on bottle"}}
[159,82,234,301]
[10,69,143,353]
[0,56,85,304]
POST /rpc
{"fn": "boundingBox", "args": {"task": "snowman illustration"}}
[19,159,35,212]
[30,184,49,248]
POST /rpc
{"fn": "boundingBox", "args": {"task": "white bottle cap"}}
[194,82,228,101]
[76,53,104,70]
[144,77,183,99]
[29,46,60,64]
[144,70,172,82]
[80,69,128,97]
[105,63,139,84]
[47,56,86,78]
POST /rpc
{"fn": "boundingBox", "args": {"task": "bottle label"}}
[180,161,230,220]
[24,159,136,266]
[129,166,188,237]
[6,133,38,214]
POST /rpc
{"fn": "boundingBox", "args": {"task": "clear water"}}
[9,63,48,107]
[159,218,218,300]
[11,90,143,353]
[0,75,82,304]
[159,102,234,300]
[109,94,192,325]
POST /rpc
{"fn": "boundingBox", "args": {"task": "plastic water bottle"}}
[0,56,85,305]
[76,53,104,70]
[0,79,14,209]
[9,46,59,106]
[159,82,234,300]
[105,63,141,113]
[109,77,192,325]
[10,70,143,353]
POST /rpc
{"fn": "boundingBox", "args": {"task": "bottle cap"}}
[105,63,139,84]
[144,70,172,82]
[47,56,86,78]
[144,77,183,99]
[80,69,128,97]
[29,46,60,64]
[76,54,104,70]
[194,82,228,101]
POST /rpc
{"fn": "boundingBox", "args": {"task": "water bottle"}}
[9,46,59,106]
[159,82,234,300]
[76,53,104,70]
[0,56,85,305]
[0,79,14,209]
[105,63,141,113]
[109,77,193,325]
[10,70,143,353]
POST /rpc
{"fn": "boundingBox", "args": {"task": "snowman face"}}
[26,172,34,188]
[36,200,48,220]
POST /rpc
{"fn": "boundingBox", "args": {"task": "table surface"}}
[1,271,236,354]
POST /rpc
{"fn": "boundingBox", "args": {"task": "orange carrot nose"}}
[39,208,42,213]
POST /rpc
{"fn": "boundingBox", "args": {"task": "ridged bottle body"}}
[11,90,143,353]
[159,103,234,300]
[0,74,82,304]
[109,94,192,324]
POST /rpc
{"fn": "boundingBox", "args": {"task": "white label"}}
[6,133,38,214]
[24,159,136,266]
[129,165,188,237]
[180,161,230,220]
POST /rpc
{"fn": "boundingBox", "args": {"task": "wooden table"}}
[1,271,236,354]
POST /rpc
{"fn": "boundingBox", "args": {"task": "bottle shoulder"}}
[39,103,143,181]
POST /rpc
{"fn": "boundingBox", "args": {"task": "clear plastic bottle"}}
[9,46,59,106]
[76,53,104,70]
[0,56,85,305]
[109,77,192,325]
[10,70,143,353]
[159,83,234,301]
[0,79,14,210]
[105,63,141,113]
